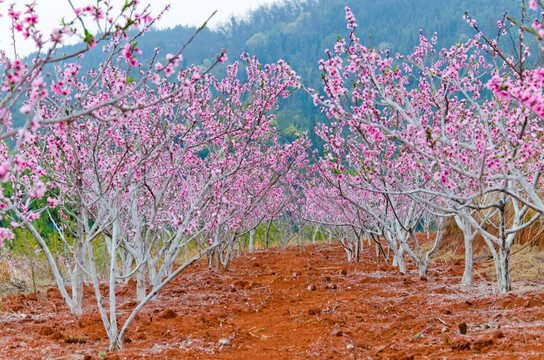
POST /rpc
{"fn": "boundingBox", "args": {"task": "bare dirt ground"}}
[1,243,544,359]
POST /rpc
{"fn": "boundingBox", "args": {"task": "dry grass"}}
[0,251,60,296]
[0,260,10,282]
[511,247,544,281]
[423,230,544,284]
[476,244,544,282]
[422,233,464,264]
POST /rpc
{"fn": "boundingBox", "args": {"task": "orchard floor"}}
[1,244,544,359]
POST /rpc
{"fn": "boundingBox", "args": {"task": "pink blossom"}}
[151,73,161,84]
[30,181,46,199]
[20,104,31,114]
[191,72,201,81]
[14,155,25,171]
[164,65,174,77]
[0,161,11,182]
[0,228,13,242]
[47,197,58,208]
[27,212,40,221]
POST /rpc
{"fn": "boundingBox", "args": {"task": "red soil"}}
[1,243,544,359]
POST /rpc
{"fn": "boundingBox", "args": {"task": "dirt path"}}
[1,244,544,359]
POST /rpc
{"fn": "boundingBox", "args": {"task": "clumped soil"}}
[1,243,544,359]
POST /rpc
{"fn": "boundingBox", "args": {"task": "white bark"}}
[455,215,476,287]
[249,229,255,253]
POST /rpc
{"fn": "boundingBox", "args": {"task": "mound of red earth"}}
[1,244,544,359]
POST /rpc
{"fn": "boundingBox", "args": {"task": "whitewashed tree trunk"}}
[136,264,147,301]
[312,226,319,244]
[455,214,476,287]
[467,197,539,293]
[119,248,134,280]
[249,229,255,253]
[70,237,85,315]
[339,234,353,261]
[265,218,273,249]
[108,219,120,350]
[353,229,362,263]
[392,253,406,273]
[498,244,512,293]
[385,231,405,273]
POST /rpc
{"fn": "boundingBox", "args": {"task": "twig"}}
[468,308,496,315]
[374,343,392,355]
[247,327,266,338]
[413,324,435,340]
[317,245,342,252]
[6,328,34,339]
[473,267,492,284]
[381,322,402,333]
[431,317,447,325]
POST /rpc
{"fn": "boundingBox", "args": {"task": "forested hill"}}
[58,0,520,145]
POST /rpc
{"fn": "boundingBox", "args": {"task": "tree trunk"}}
[108,220,120,350]
[391,244,406,274]
[456,216,474,287]
[120,250,133,281]
[393,253,406,274]
[70,233,85,315]
[70,209,87,315]
[136,263,147,301]
[225,233,237,269]
[249,229,255,253]
[148,261,158,287]
[109,332,122,351]
[498,245,512,293]
[70,264,83,315]
[418,262,428,277]
[265,219,273,249]
[354,231,362,263]
[354,239,360,263]
[461,230,473,286]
